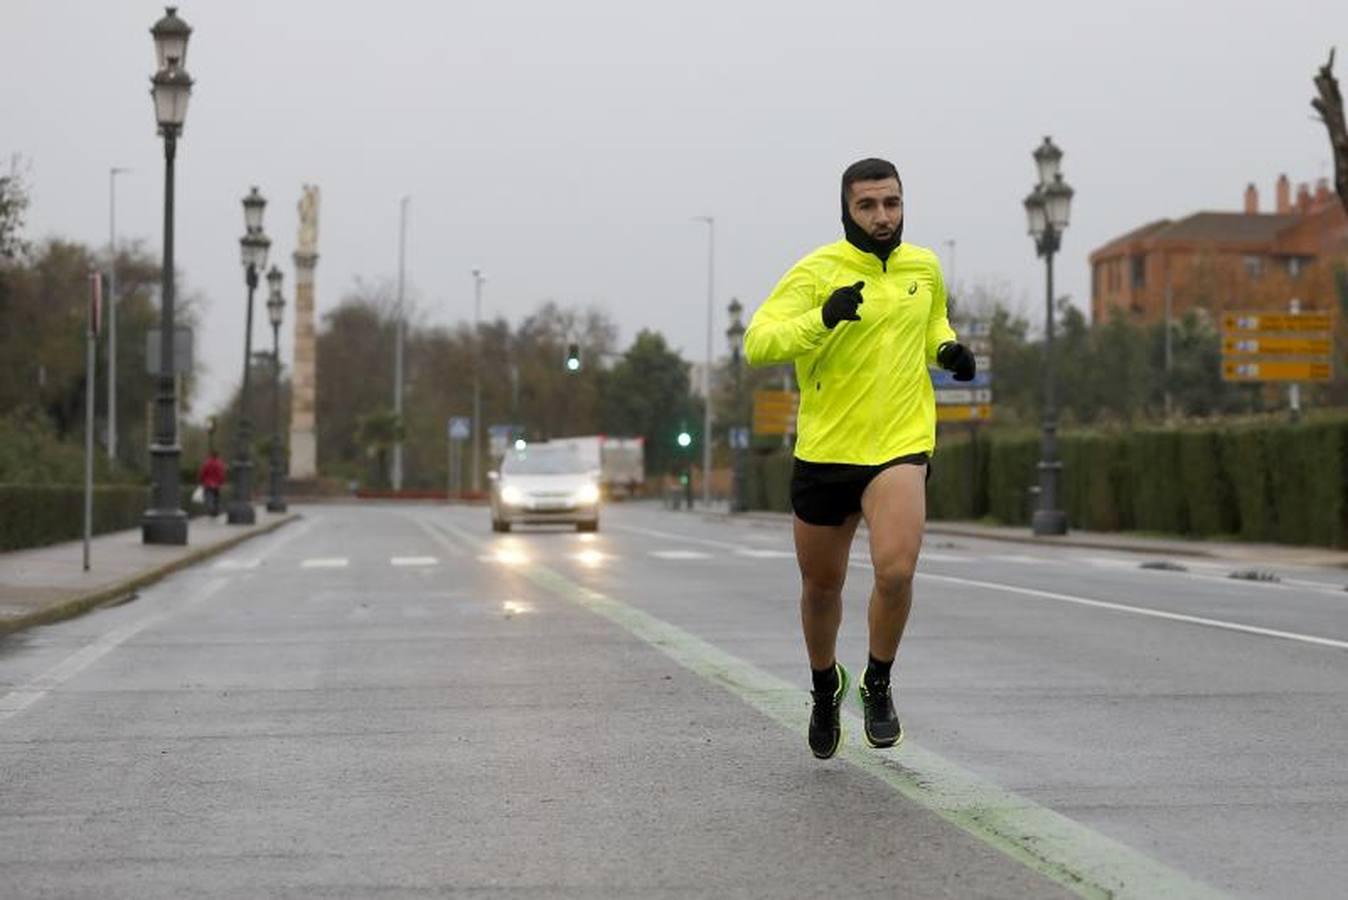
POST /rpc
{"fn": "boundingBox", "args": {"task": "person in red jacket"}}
[198,450,226,517]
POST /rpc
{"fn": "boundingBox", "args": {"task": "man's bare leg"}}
[793,513,862,670]
[855,463,926,747]
[861,463,926,661]
[795,511,861,758]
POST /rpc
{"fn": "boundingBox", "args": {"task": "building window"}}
[1285,256,1310,278]
[1243,255,1264,279]
[1131,255,1146,289]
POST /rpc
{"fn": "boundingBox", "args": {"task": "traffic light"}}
[565,343,581,372]
[676,430,692,448]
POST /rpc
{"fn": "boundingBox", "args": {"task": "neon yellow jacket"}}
[744,240,956,465]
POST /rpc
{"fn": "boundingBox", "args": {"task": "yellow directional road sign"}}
[752,390,799,436]
[1222,312,1335,333]
[1221,360,1332,383]
[937,404,992,423]
[1222,336,1333,357]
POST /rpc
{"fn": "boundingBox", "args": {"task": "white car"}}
[489,444,600,533]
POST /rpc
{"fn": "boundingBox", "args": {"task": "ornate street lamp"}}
[227,187,271,525]
[725,298,747,513]
[1023,137,1074,536]
[265,266,287,513]
[142,7,193,545]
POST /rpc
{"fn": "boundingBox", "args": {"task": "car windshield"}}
[501,447,586,475]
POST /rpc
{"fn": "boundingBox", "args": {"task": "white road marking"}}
[650,550,712,560]
[609,523,750,552]
[733,548,795,559]
[391,556,438,567]
[0,578,231,724]
[917,551,968,563]
[990,553,1059,565]
[921,571,1348,652]
[301,557,348,569]
[213,558,261,570]
[1084,556,1136,569]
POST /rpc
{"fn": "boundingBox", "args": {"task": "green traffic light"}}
[566,357,580,372]
[677,431,692,448]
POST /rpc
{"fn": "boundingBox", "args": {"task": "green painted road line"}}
[421,515,1228,900]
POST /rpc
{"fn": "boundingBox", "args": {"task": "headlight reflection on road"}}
[487,540,529,567]
[574,549,607,568]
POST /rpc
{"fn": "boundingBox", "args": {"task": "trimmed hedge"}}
[747,416,1348,547]
[0,484,150,551]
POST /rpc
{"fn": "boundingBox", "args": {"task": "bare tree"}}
[1313,48,1348,216]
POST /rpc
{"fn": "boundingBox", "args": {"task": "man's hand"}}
[937,342,977,382]
[821,281,865,329]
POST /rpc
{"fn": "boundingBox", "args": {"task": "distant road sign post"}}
[752,390,798,437]
[447,416,471,497]
[936,322,993,423]
[1220,304,1335,422]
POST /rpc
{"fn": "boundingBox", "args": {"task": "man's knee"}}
[801,566,847,599]
[872,555,916,599]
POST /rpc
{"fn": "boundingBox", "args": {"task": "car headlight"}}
[501,485,524,506]
[574,483,600,505]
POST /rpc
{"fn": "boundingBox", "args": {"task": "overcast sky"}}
[5,1,1345,417]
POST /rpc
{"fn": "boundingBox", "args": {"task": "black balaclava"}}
[841,158,904,264]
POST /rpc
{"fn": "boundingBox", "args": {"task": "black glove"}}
[937,342,977,382]
[821,281,865,329]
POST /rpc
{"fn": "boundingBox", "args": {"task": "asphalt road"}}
[2,503,1346,898]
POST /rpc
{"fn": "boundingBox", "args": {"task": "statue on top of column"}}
[297,185,320,256]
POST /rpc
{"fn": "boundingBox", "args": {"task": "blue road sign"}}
[930,370,992,389]
[448,417,471,440]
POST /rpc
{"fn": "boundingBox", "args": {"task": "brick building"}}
[1089,176,1347,323]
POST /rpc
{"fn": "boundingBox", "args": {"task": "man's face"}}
[846,178,903,242]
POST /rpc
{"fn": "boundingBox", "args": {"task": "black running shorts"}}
[790,453,930,527]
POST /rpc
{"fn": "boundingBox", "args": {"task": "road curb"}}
[696,510,1274,561]
[920,524,1222,559]
[0,513,301,637]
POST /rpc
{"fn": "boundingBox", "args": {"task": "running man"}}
[744,158,976,758]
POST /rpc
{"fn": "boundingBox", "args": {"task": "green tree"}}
[600,329,700,476]
[356,410,405,489]
[0,236,200,475]
[0,156,31,262]
[313,284,397,480]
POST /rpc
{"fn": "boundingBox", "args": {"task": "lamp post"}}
[107,166,130,462]
[227,187,271,525]
[1023,136,1075,536]
[142,6,193,546]
[725,298,747,513]
[695,215,715,506]
[471,267,485,493]
[392,196,409,491]
[265,266,287,513]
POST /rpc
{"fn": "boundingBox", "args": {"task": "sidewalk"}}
[0,511,299,636]
[707,510,1348,569]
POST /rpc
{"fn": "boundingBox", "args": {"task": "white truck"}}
[549,435,645,498]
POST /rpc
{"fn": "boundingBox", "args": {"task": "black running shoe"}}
[808,663,849,759]
[858,676,903,749]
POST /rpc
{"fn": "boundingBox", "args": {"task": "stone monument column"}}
[289,186,320,479]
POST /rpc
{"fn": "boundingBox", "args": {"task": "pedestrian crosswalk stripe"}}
[650,550,712,560]
[391,556,438,567]
[301,558,348,569]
